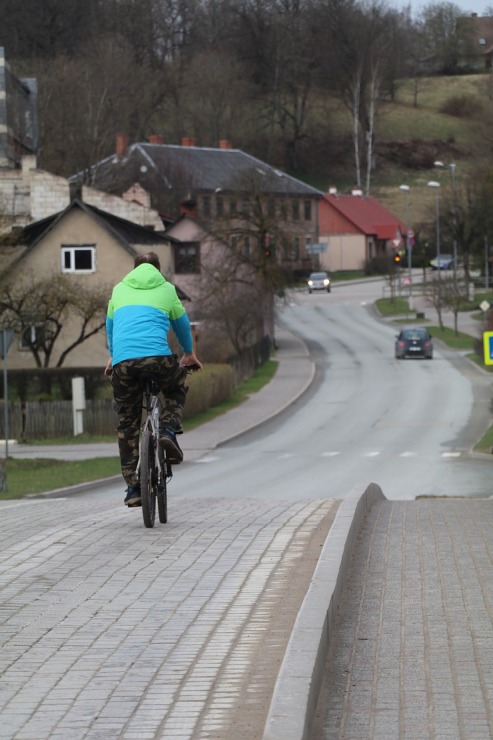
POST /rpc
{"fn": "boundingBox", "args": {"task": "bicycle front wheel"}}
[157,448,168,524]
[141,428,157,528]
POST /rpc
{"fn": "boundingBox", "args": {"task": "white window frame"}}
[61,245,96,273]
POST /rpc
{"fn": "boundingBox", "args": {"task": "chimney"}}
[219,139,232,149]
[472,12,478,16]
[328,186,337,195]
[351,188,363,196]
[181,136,196,147]
[148,134,164,145]
[180,198,197,218]
[116,132,128,158]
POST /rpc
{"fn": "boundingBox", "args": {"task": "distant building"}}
[457,13,493,70]
[0,48,38,169]
[71,135,323,276]
[318,189,407,272]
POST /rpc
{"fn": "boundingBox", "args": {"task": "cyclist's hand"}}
[180,352,203,372]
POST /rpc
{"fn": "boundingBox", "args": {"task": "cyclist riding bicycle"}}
[104,251,202,508]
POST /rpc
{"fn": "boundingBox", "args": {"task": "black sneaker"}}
[124,486,142,507]
[159,428,183,463]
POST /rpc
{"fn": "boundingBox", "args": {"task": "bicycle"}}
[138,373,171,528]
[137,364,200,528]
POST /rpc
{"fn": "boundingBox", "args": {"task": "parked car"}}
[308,271,331,293]
[395,327,433,359]
[430,254,454,270]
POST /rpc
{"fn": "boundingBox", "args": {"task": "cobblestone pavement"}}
[0,494,337,739]
[313,498,493,740]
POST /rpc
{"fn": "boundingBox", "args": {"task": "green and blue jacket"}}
[106,263,193,366]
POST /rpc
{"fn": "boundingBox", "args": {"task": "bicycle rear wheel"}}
[157,448,168,524]
[141,428,157,528]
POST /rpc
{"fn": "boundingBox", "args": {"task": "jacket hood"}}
[123,263,166,290]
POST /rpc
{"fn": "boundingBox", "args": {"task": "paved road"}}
[0,493,337,739]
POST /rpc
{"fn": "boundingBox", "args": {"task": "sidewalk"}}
[313,491,493,739]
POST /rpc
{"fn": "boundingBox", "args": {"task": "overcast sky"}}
[392,0,492,17]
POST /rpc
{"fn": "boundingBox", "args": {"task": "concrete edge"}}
[262,482,387,740]
[25,475,122,500]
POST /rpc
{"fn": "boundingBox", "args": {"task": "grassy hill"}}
[322,73,489,229]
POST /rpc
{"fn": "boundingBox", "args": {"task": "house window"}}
[268,198,276,218]
[202,196,211,218]
[175,242,200,274]
[19,326,42,350]
[292,199,300,221]
[61,245,95,273]
[216,196,224,217]
[230,199,237,216]
[304,200,312,221]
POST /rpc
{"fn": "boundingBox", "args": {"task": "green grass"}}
[0,457,122,500]
[474,424,493,453]
[331,270,367,282]
[0,359,279,499]
[427,325,477,351]
[375,297,412,316]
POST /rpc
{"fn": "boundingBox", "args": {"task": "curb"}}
[25,475,122,500]
[263,482,387,740]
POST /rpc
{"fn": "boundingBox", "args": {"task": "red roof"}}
[322,193,406,240]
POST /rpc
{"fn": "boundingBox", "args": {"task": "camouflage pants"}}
[111,355,188,487]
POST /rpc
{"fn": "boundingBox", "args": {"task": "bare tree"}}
[423,275,445,330]
[0,273,108,368]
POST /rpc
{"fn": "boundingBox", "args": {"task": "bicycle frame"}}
[137,376,172,527]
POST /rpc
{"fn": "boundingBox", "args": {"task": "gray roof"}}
[75,143,323,211]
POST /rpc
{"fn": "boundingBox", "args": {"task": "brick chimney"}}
[148,134,164,145]
[180,198,197,218]
[181,136,196,147]
[219,139,232,149]
[116,132,128,157]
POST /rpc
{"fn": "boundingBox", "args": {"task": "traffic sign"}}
[306,243,327,254]
[483,331,493,366]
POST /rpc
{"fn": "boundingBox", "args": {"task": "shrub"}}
[439,95,483,119]
[183,364,235,419]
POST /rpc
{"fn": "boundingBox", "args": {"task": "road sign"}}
[483,331,493,366]
[401,275,412,286]
[480,300,491,313]
[306,243,327,254]
[0,329,14,360]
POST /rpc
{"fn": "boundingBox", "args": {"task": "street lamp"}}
[434,160,457,284]
[427,181,440,275]
[399,184,413,309]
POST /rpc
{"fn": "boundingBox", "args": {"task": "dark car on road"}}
[395,327,433,359]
